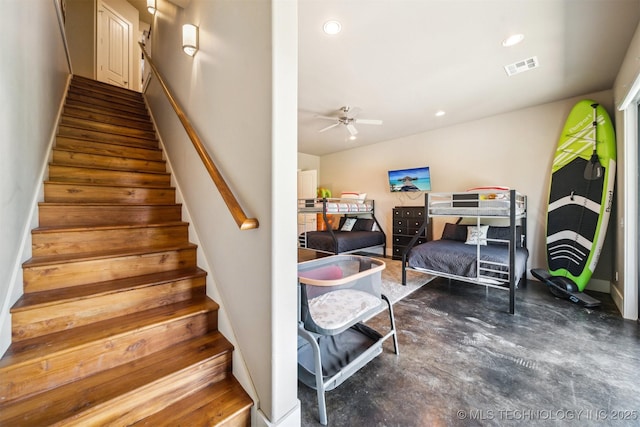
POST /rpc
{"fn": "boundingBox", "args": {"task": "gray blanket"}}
[408,240,528,284]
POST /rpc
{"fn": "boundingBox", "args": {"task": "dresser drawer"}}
[393,207,424,219]
[394,236,427,246]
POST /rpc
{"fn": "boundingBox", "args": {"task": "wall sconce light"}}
[182,24,199,56]
[146,0,156,14]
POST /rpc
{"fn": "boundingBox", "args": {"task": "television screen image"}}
[388,166,431,192]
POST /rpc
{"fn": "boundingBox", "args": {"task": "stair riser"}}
[38,204,183,227]
[62,104,152,129]
[55,137,164,161]
[67,86,147,110]
[57,125,158,149]
[71,75,142,92]
[23,247,197,292]
[69,81,145,105]
[65,93,148,118]
[44,183,176,204]
[133,378,252,427]
[60,116,157,141]
[52,149,166,173]
[4,306,217,402]
[63,106,155,132]
[12,277,206,340]
[62,354,232,427]
[32,224,189,257]
[48,165,171,187]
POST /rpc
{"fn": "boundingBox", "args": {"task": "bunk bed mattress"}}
[429,200,526,216]
[301,231,385,254]
[298,202,372,214]
[408,240,529,284]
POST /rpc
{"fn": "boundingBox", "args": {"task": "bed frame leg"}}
[509,281,515,314]
[382,295,399,355]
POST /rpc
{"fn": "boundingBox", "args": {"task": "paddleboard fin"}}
[531,268,601,308]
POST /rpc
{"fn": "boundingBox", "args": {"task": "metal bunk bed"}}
[298,197,386,255]
[401,189,528,314]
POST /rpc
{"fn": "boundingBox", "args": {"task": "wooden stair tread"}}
[51,149,167,173]
[23,243,197,267]
[60,116,157,140]
[57,126,159,149]
[12,267,206,311]
[58,122,158,143]
[44,180,173,189]
[55,135,163,156]
[67,85,147,106]
[61,110,154,131]
[32,221,188,234]
[133,376,253,426]
[0,331,232,426]
[38,202,180,208]
[71,75,143,97]
[63,98,150,121]
[48,163,171,177]
[53,145,165,163]
[63,105,152,129]
[2,297,219,366]
[64,96,149,118]
[63,103,154,125]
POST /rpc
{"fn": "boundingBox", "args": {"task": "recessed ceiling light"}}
[435,110,446,117]
[502,33,524,47]
[323,20,342,35]
[348,135,357,141]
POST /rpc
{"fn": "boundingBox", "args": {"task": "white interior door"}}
[297,170,318,234]
[97,4,130,88]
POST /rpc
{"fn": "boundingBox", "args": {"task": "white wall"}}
[298,152,320,172]
[144,0,298,425]
[66,0,95,79]
[319,90,615,290]
[0,1,70,354]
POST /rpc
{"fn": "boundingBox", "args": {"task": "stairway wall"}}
[0,1,71,355]
[145,1,300,425]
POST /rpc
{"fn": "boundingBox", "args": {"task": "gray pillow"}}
[441,223,467,241]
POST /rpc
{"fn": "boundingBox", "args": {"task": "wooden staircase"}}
[0,75,253,426]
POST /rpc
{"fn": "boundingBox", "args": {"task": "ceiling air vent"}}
[504,56,539,76]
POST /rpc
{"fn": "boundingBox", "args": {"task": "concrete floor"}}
[298,277,640,426]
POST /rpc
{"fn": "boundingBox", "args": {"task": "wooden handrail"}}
[53,0,73,74]
[139,42,258,230]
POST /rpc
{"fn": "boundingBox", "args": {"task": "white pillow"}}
[465,225,489,245]
[341,218,357,231]
[341,192,366,202]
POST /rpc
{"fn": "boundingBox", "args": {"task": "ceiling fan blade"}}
[318,123,340,133]
[346,123,359,136]
[355,118,383,125]
[315,114,340,121]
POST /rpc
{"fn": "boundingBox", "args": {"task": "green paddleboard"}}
[545,100,616,291]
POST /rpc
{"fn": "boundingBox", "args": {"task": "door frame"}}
[619,72,640,320]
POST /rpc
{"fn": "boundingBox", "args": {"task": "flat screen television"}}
[388,166,431,192]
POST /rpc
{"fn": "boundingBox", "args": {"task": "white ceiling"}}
[298,0,640,156]
[130,1,639,157]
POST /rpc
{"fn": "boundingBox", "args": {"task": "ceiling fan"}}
[315,106,383,137]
